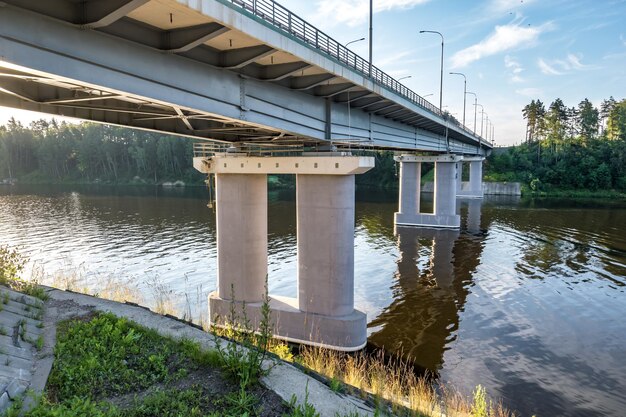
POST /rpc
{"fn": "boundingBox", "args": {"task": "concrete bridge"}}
[0,0,492,350]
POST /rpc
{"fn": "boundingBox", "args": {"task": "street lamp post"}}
[449,72,466,127]
[466,91,477,134]
[476,104,485,138]
[369,0,373,76]
[398,75,412,82]
[485,117,490,142]
[419,30,444,111]
[423,93,434,97]
[346,37,365,48]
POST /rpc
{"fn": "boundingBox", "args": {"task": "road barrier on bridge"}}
[226,0,480,140]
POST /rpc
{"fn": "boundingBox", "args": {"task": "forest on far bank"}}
[484,97,626,193]
[1,95,625,194]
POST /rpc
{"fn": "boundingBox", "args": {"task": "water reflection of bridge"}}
[368,199,486,371]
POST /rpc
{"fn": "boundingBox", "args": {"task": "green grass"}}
[46,313,189,402]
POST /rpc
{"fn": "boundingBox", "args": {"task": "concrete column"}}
[455,162,463,195]
[297,174,355,316]
[398,161,420,216]
[215,173,267,302]
[434,161,458,218]
[469,160,483,198]
[394,154,461,228]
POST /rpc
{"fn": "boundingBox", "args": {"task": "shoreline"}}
[5,179,626,199]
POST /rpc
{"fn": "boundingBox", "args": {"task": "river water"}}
[1,184,625,417]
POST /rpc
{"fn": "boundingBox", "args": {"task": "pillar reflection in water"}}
[368,226,462,371]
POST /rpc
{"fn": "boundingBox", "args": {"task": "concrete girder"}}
[313,83,355,97]
[351,97,385,109]
[83,0,150,28]
[367,102,399,113]
[334,90,373,104]
[166,23,231,53]
[290,74,337,90]
[219,45,276,69]
[259,61,312,81]
[381,108,412,118]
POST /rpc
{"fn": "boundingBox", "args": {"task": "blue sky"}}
[1,0,625,145]
[276,0,626,145]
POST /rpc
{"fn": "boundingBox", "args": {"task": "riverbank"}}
[2,284,519,417]
[9,174,625,199]
[1,285,375,417]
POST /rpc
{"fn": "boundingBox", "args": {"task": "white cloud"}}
[515,87,542,97]
[538,58,564,75]
[621,34,626,47]
[490,0,537,13]
[538,53,597,75]
[450,22,551,68]
[504,55,524,83]
[313,0,430,27]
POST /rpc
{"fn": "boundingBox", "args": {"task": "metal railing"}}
[194,142,307,157]
[223,0,483,142]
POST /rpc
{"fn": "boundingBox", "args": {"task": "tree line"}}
[486,97,626,192]
[0,119,203,184]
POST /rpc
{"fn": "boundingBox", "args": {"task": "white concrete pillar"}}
[434,161,458,218]
[398,161,420,216]
[215,173,267,302]
[297,174,355,316]
[469,160,483,198]
[196,155,373,351]
[456,162,463,195]
[394,154,461,228]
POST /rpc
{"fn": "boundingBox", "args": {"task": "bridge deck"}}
[0,0,490,154]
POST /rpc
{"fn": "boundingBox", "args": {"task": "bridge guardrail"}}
[225,0,484,143]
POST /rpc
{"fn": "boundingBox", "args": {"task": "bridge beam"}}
[394,154,461,229]
[195,154,374,351]
[456,157,484,198]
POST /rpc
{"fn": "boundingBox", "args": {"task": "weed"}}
[122,388,205,417]
[284,384,320,417]
[35,335,44,351]
[0,326,6,336]
[224,379,258,416]
[329,377,343,393]
[24,396,117,417]
[5,356,11,366]
[0,246,48,301]
[471,385,489,417]
[213,279,273,389]
[1,291,8,304]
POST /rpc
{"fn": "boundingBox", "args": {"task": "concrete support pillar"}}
[457,157,484,198]
[297,175,355,316]
[394,154,461,229]
[194,154,374,351]
[469,160,483,198]
[216,173,267,302]
[398,161,420,216]
[434,161,458,219]
[455,162,463,195]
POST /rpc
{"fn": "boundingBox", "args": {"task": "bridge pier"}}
[194,154,374,351]
[456,157,484,198]
[394,154,462,229]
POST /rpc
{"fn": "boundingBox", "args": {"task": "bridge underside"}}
[0,0,489,155]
